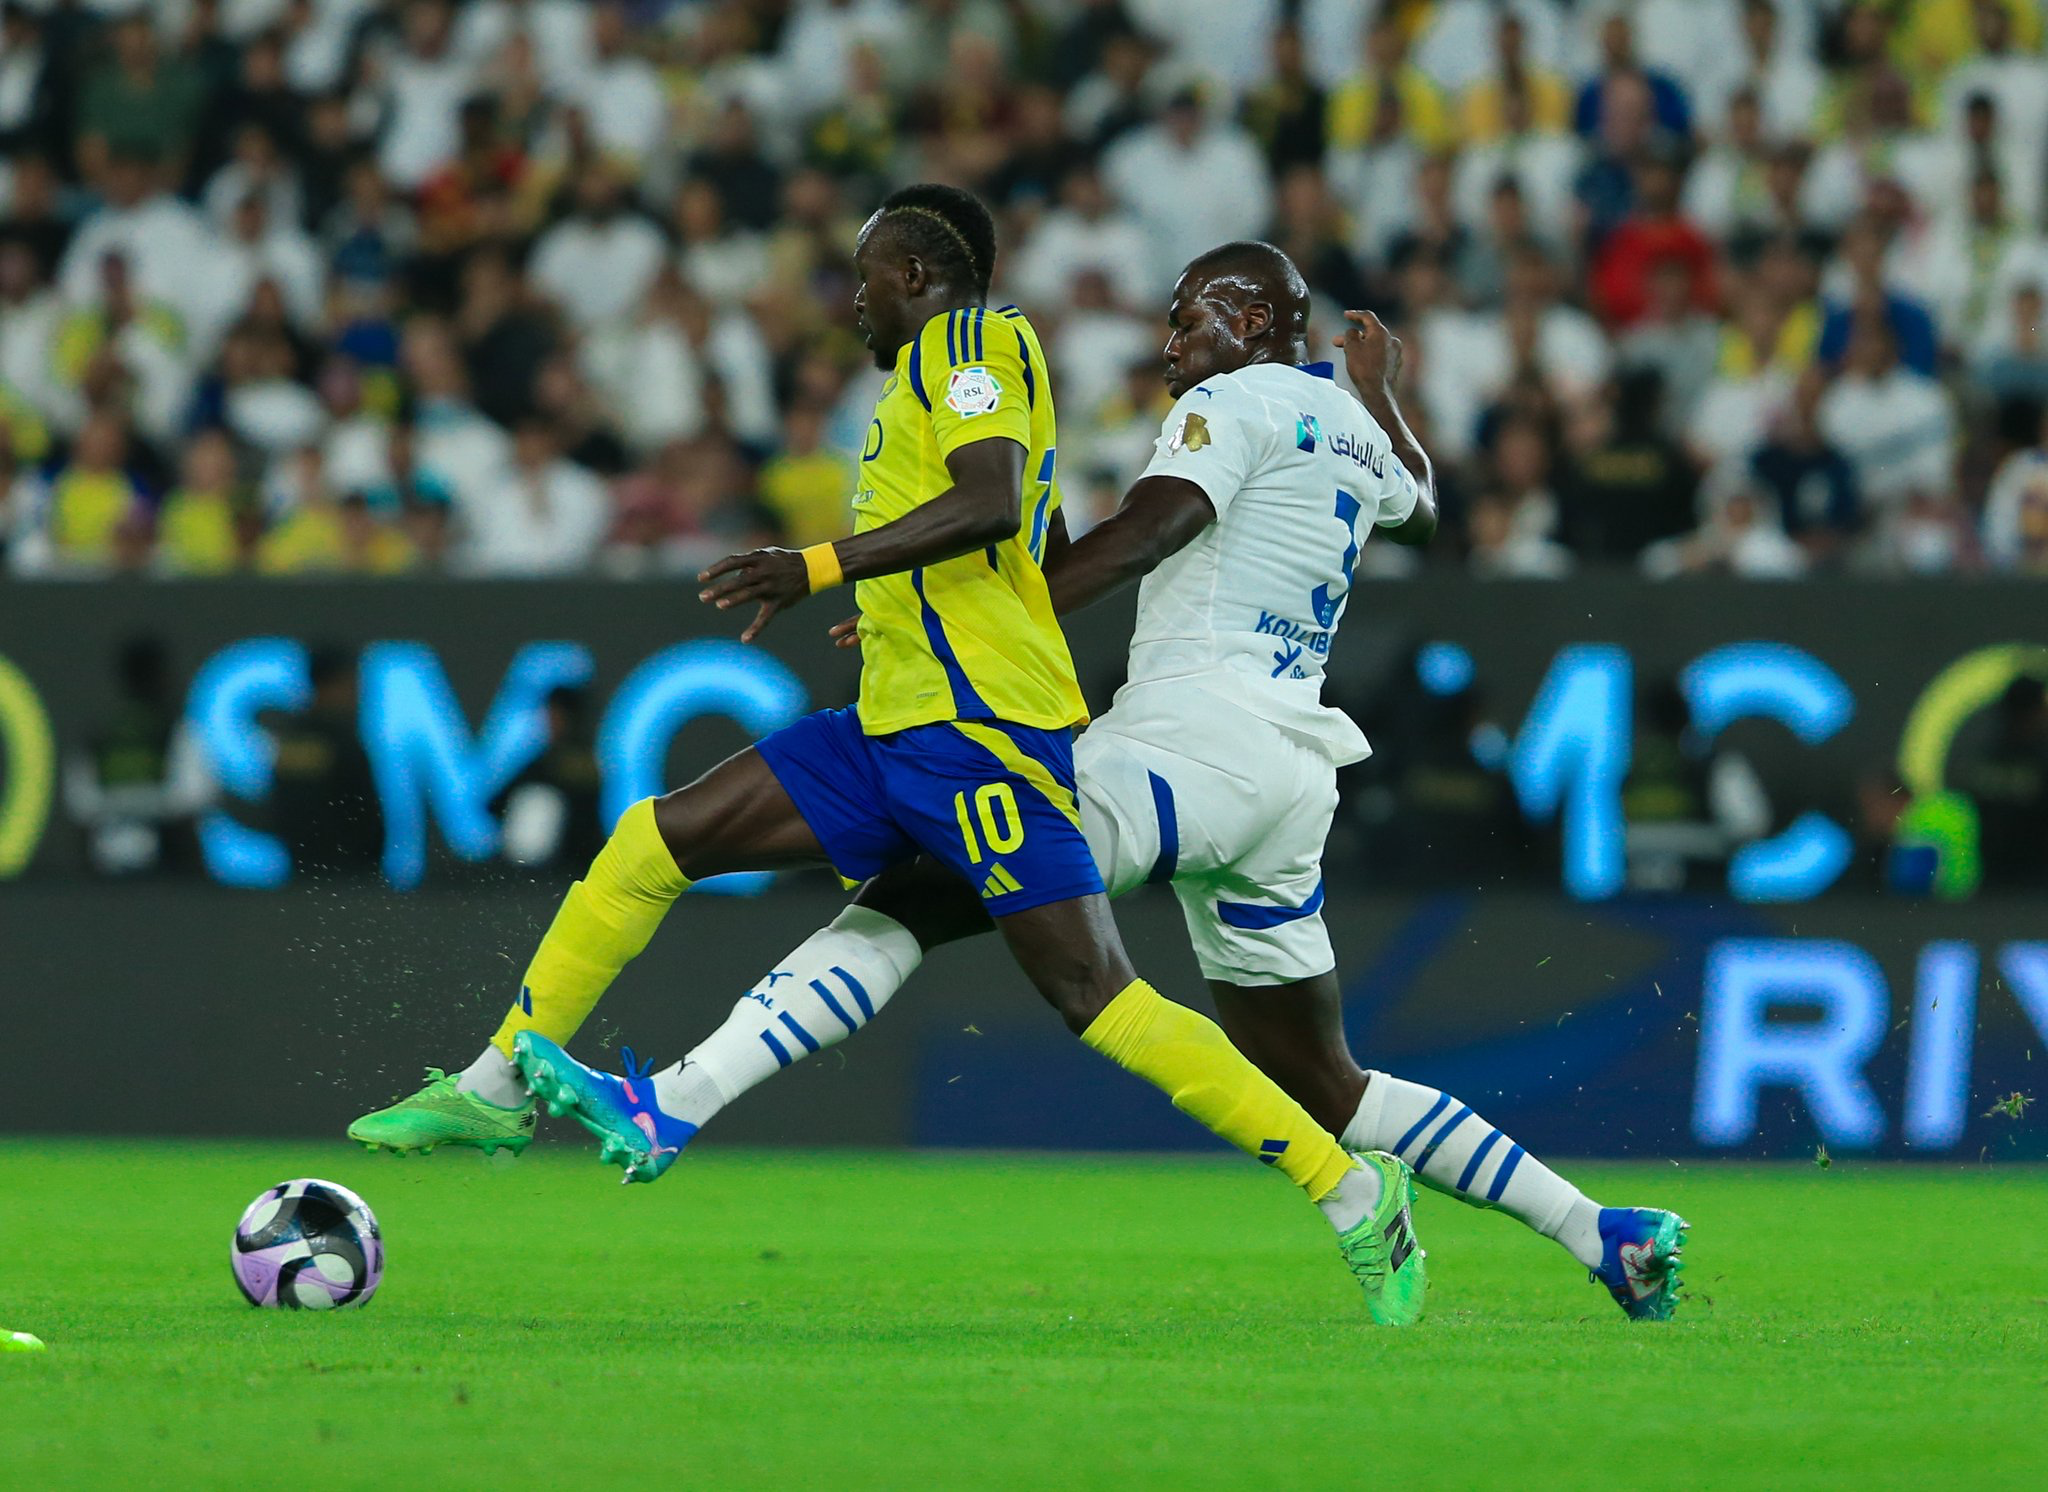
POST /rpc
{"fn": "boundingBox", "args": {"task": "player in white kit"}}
[1068,309,1418,995]
[486,243,1688,1319]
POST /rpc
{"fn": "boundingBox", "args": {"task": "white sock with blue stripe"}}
[1343,1071,1604,1271]
[650,906,924,1126]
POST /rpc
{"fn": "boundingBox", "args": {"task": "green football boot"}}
[347,1068,536,1156]
[1335,1151,1427,1326]
[1590,1207,1689,1321]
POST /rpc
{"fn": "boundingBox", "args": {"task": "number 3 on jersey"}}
[954,782,1025,864]
[1309,488,1363,627]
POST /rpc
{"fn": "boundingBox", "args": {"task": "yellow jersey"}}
[851,303,1086,736]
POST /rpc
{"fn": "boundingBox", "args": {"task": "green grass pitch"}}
[3,1141,2043,1491]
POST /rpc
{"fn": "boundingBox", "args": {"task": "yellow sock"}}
[488,798,691,1056]
[1081,980,1354,1202]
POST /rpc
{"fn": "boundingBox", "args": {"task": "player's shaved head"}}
[1161,240,1312,396]
[1181,241,1310,336]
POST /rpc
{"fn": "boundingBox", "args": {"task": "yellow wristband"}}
[801,543,843,593]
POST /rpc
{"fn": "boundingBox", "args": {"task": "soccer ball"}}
[231,1179,383,1310]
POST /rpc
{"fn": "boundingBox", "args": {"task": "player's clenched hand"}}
[1334,309,1402,395]
[828,615,862,649]
[698,548,809,644]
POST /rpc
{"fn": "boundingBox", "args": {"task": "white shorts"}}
[1075,688,1338,986]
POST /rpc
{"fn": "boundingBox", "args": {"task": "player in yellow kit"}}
[351,186,1425,1322]
[844,298,1076,735]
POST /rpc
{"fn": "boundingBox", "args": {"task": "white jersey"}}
[1125,360,1421,765]
[1070,359,1423,986]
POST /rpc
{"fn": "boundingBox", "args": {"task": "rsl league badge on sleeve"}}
[946,366,1002,416]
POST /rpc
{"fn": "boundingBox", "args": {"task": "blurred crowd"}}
[5,0,2048,580]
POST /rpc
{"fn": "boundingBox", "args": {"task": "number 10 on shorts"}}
[953,783,1025,864]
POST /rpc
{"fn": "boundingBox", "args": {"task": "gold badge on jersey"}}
[1168,412,1211,455]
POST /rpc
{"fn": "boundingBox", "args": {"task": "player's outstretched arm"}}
[1335,309,1437,547]
[1044,476,1215,615]
[821,461,1203,642]
[835,436,1028,580]
[700,437,1027,641]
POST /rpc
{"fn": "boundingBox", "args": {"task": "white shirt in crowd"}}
[0,287,61,421]
[1639,504,1810,581]
[1472,528,1577,579]
[377,46,476,190]
[415,402,513,511]
[79,320,190,443]
[1687,368,1795,474]
[1051,308,1156,427]
[1818,367,1955,507]
[1130,359,1421,762]
[1296,0,1370,89]
[1719,525,1809,579]
[1124,0,1284,99]
[1943,47,2048,213]
[679,233,768,307]
[581,308,778,451]
[457,455,611,576]
[1620,0,1750,127]
[227,379,326,455]
[1452,133,1583,244]
[1103,120,1273,297]
[1328,144,1422,267]
[1680,142,1762,243]
[189,221,327,349]
[1808,117,2036,233]
[584,320,708,450]
[202,163,304,235]
[0,35,46,134]
[323,413,395,497]
[1011,207,1154,314]
[1415,0,1568,92]
[776,0,907,117]
[1898,224,2048,350]
[454,0,594,93]
[575,50,668,164]
[528,212,668,331]
[1980,446,2048,571]
[57,193,213,319]
[283,0,376,94]
[1417,303,1610,459]
[1739,29,1826,140]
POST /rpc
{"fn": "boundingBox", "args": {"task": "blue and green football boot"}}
[1335,1151,1427,1326]
[513,1032,698,1184]
[1591,1207,1689,1320]
[348,1068,536,1155]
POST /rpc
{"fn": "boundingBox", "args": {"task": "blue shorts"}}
[755,707,1105,915]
